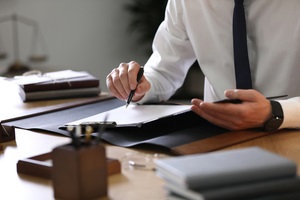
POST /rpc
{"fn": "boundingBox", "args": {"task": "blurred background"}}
[0,0,203,100]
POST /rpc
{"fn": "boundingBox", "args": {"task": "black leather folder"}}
[1,96,274,154]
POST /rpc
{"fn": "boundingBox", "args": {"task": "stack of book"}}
[14,70,101,101]
[155,147,300,200]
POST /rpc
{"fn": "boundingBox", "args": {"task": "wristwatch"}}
[263,100,284,132]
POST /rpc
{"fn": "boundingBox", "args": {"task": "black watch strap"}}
[263,100,284,132]
[270,100,284,119]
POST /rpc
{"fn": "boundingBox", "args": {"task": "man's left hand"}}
[191,89,272,130]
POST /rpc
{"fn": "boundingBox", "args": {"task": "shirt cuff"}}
[278,97,300,129]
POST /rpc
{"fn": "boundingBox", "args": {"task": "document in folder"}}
[65,104,191,128]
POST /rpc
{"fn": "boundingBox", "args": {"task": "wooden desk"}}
[0,129,168,200]
[1,78,300,199]
[1,129,300,200]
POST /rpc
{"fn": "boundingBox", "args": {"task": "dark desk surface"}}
[1,78,300,200]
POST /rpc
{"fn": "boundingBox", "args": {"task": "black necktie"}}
[233,0,252,89]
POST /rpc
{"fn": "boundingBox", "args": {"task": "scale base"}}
[2,61,30,77]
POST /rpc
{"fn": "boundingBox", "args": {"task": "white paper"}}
[65,104,191,127]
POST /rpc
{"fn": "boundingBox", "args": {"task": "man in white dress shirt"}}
[106,0,300,131]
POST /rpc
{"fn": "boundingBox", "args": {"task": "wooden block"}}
[17,152,121,179]
[17,153,52,179]
[0,124,15,143]
[52,144,108,200]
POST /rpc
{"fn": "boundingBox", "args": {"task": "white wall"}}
[0,0,149,92]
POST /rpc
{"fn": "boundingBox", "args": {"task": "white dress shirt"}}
[140,0,300,129]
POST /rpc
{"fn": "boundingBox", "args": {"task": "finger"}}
[192,106,248,130]
[128,61,142,90]
[190,98,204,114]
[193,96,244,117]
[110,68,128,100]
[106,72,125,100]
[191,98,203,105]
[200,102,245,128]
[192,100,242,124]
[207,101,245,116]
[224,89,259,102]
[191,98,233,127]
[134,76,150,98]
[192,98,252,129]
[191,103,235,130]
[118,63,131,95]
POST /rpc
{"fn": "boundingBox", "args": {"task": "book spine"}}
[166,177,300,200]
[188,162,297,189]
[20,87,100,101]
[22,79,99,92]
[201,177,300,200]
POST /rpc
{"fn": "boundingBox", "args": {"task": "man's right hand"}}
[106,61,151,102]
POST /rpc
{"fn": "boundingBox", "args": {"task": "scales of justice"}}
[0,14,48,76]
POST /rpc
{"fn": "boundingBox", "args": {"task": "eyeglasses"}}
[121,152,167,171]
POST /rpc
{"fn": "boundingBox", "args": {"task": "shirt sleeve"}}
[137,0,197,104]
[278,97,300,129]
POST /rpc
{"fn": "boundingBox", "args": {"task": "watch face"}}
[264,117,283,132]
